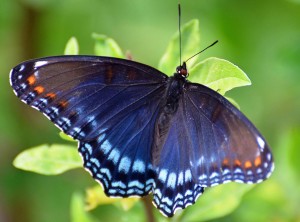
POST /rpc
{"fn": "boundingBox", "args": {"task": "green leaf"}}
[59,132,77,142]
[159,19,200,75]
[189,57,251,95]
[92,33,124,58]
[85,186,139,211]
[13,144,82,175]
[71,192,97,222]
[64,37,79,55]
[220,179,286,222]
[179,183,254,222]
[85,186,117,210]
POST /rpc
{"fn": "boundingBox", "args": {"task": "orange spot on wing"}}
[222,158,229,166]
[46,93,56,99]
[34,86,44,94]
[27,75,36,85]
[244,161,252,168]
[254,156,262,166]
[59,100,68,108]
[234,159,241,166]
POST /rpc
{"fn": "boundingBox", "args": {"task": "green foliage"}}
[158,19,200,75]
[189,57,251,95]
[179,184,254,222]
[64,37,79,55]
[59,131,77,142]
[13,144,81,175]
[85,186,139,211]
[71,192,97,222]
[92,33,124,58]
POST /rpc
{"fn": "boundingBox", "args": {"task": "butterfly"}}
[10,55,274,217]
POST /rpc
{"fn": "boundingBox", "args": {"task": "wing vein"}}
[81,84,165,137]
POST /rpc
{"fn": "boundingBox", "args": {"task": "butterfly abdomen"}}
[152,76,186,165]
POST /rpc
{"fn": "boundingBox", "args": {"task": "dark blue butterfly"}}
[10,55,274,217]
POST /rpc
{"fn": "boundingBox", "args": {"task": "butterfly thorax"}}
[161,62,187,114]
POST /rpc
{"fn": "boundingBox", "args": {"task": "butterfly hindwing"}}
[79,93,161,196]
[183,83,274,186]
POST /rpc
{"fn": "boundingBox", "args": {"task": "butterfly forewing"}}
[10,56,168,139]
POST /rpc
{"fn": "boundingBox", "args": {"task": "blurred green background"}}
[1,0,300,221]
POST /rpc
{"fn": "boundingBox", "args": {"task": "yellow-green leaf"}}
[59,132,77,142]
[85,186,139,211]
[92,33,124,58]
[180,183,254,222]
[189,57,251,95]
[13,144,82,175]
[64,37,79,55]
[159,19,200,75]
[71,192,97,222]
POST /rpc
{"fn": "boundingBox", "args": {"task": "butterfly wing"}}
[152,81,274,216]
[184,83,274,186]
[10,55,168,196]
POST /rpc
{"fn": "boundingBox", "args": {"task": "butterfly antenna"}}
[178,2,182,66]
[185,40,219,63]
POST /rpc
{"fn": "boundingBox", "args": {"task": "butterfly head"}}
[176,62,189,78]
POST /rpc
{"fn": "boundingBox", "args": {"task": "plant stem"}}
[141,195,156,222]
